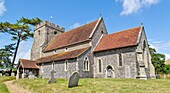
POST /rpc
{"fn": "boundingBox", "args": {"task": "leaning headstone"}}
[0,73,2,77]
[11,72,15,76]
[48,69,56,84]
[68,72,79,88]
[22,73,26,78]
[28,71,35,80]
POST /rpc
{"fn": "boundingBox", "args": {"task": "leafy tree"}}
[149,47,166,75]
[0,44,15,69]
[0,17,42,73]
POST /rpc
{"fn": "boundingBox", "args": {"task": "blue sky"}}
[0,0,170,63]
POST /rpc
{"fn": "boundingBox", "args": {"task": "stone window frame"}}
[83,57,90,71]
[98,59,103,73]
[64,60,68,71]
[118,53,123,67]
[52,62,55,69]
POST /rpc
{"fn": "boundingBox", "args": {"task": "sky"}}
[0,0,170,63]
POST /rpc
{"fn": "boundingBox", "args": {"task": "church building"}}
[17,17,156,79]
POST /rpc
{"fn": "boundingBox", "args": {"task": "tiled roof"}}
[94,26,142,52]
[19,59,39,69]
[44,20,99,52]
[165,59,170,65]
[37,47,90,63]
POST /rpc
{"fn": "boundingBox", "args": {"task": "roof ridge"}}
[106,26,141,36]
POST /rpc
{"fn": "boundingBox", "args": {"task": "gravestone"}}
[11,72,15,76]
[48,69,56,84]
[28,71,35,80]
[22,73,26,78]
[0,73,2,77]
[68,72,79,88]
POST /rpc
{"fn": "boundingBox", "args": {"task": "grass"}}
[0,76,15,93]
[14,78,170,93]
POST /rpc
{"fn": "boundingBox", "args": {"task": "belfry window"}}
[83,57,89,71]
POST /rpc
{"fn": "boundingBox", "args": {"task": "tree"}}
[149,47,167,76]
[0,17,42,73]
[0,44,15,69]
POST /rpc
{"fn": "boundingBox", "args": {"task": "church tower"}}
[31,21,65,60]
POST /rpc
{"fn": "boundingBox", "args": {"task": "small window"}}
[83,57,90,71]
[119,54,122,66]
[52,62,54,69]
[38,30,40,35]
[143,40,146,51]
[54,31,57,35]
[98,59,102,73]
[101,31,104,34]
[65,60,68,71]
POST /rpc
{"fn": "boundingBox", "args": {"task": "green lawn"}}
[0,76,15,93]
[14,78,170,93]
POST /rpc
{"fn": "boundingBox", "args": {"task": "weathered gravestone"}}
[0,73,2,77]
[68,72,79,88]
[28,71,35,80]
[48,69,56,84]
[11,72,15,76]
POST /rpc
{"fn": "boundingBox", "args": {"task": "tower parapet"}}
[34,20,65,32]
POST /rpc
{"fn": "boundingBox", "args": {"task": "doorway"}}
[106,65,115,78]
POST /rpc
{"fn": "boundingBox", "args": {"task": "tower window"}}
[101,31,104,34]
[38,30,40,35]
[54,31,57,35]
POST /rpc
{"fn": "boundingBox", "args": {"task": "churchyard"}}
[1,76,170,93]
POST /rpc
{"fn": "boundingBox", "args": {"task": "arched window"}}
[98,59,102,73]
[119,54,122,66]
[143,40,146,51]
[65,60,68,71]
[83,57,89,71]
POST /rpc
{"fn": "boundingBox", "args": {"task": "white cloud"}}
[15,40,33,64]
[149,39,170,60]
[50,16,53,19]
[69,22,81,29]
[116,0,159,16]
[0,0,6,16]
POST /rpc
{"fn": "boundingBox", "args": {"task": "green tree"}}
[0,17,42,73]
[149,47,166,75]
[0,44,15,69]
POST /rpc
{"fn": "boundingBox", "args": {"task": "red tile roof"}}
[37,47,90,63]
[19,59,39,69]
[44,20,99,52]
[94,26,142,52]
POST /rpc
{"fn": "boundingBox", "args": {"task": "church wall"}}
[39,59,77,78]
[136,28,155,78]
[91,19,108,50]
[94,47,137,78]
[77,48,94,78]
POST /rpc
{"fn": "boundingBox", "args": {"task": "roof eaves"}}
[89,17,102,39]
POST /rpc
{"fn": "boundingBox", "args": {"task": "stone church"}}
[17,17,156,79]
